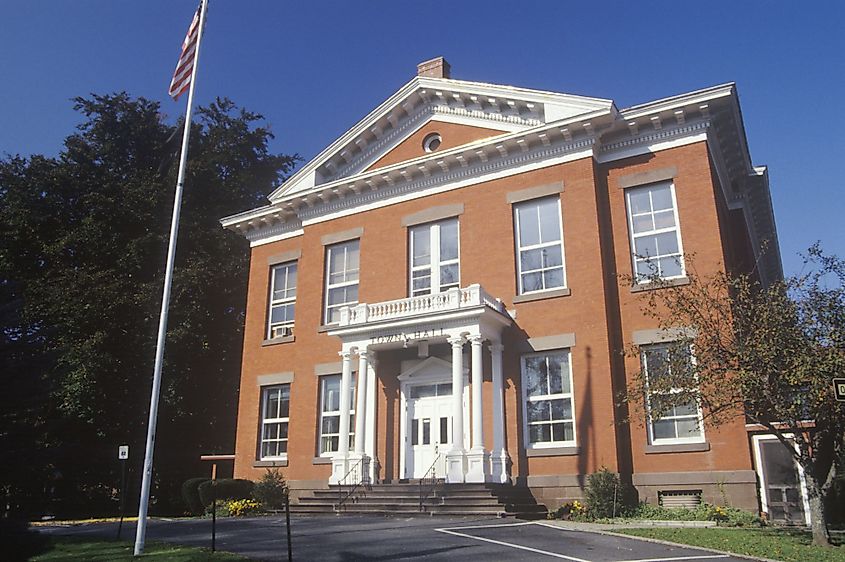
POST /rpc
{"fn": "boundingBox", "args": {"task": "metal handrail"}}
[335,457,365,511]
[418,452,443,512]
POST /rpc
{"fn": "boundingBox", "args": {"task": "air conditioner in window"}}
[271,326,293,339]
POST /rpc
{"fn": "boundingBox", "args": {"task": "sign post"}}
[834,378,845,402]
[117,445,129,539]
[199,454,235,555]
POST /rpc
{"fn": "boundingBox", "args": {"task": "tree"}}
[625,247,845,546]
[0,93,297,517]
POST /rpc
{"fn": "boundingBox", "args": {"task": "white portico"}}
[327,284,511,485]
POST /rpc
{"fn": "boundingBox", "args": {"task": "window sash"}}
[268,262,297,339]
[514,198,566,294]
[260,385,290,460]
[521,350,576,447]
[626,183,685,282]
[324,240,360,324]
[318,375,356,456]
[642,343,705,444]
[409,219,460,297]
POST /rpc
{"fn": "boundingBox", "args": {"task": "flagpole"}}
[134,0,209,555]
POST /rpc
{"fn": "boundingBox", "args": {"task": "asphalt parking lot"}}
[39,514,750,561]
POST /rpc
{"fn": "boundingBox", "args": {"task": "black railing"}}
[418,453,443,512]
[335,457,365,511]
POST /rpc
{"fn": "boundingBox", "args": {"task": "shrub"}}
[252,468,289,510]
[585,467,629,519]
[181,477,211,515]
[548,500,588,520]
[626,502,760,526]
[197,478,255,508]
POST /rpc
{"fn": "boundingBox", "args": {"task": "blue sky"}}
[1,1,843,276]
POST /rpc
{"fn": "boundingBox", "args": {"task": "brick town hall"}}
[221,58,807,522]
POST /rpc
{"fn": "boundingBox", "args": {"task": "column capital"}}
[467,333,484,346]
[339,349,354,360]
[490,341,504,353]
[357,349,369,360]
[447,335,465,347]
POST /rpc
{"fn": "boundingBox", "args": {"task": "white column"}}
[330,348,354,484]
[470,335,485,450]
[365,356,378,483]
[354,351,368,454]
[446,336,466,483]
[351,349,371,483]
[465,334,491,482]
[490,342,509,483]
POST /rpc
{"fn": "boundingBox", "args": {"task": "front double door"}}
[406,383,453,479]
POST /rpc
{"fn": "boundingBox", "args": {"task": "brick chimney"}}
[417,57,451,79]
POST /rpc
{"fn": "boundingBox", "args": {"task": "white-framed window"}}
[318,374,355,456]
[521,350,576,447]
[409,218,460,296]
[324,240,360,324]
[625,182,685,282]
[259,384,290,460]
[268,262,297,339]
[514,197,566,294]
[641,343,704,445]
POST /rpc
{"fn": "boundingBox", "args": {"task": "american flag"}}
[168,3,203,101]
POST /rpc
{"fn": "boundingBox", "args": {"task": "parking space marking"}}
[616,557,729,562]
[435,524,592,562]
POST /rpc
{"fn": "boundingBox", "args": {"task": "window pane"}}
[654,232,679,256]
[543,268,564,290]
[322,415,339,434]
[324,377,340,411]
[412,226,431,266]
[650,185,673,211]
[542,245,563,268]
[440,264,459,287]
[548,359,563,394]
[530,424,551,443]
[517,205,540,247]
[440,220,459,260]
[632,213,654,234]
[412,274,431,292]
[673,400,698,417]
[635,235,658,258]
[440,417,449,443]
[524,357,546,396]
[629,189,652,214]
[676,418,701,438]
[653,418,676,440]
[436,383,452,396]
[422,418,431,445]
[521,248,543,272]
[346,242,360,278]
[412,421,419,445]
[659,256,683,278]
[550,399,565,420]
[522,272,542,292]
[653,210,675,229]
[527,400,548,423]
[538,199,561,243]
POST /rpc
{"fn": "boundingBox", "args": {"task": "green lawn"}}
[615,527,845,562]
[31,536,247,561]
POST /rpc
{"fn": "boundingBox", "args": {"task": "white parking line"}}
[608,554,728,562]
[435,526,592,562]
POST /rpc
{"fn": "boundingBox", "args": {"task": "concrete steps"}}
[291,482,547,518]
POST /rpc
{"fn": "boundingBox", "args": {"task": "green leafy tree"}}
[0,93,297,517]
[625,247,845,546]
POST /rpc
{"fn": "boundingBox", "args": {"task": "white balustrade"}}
[336,284,504,326]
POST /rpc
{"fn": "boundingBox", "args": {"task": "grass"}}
[30,536,247,561]
[615,527,845,562]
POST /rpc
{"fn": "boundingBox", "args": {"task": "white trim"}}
[267,261,296,339]
[317,373,355,457]
[751,433,811,525]
[324,239,360,325]
[625,181,686,283]
[259,384,290,462]
[513,197,567,295]
[520,349,577,450]
[409,218,460,297]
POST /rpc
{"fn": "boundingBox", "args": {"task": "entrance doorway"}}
[753,434,811,525]
[406,383,452,479]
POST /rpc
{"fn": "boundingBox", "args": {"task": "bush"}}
[181,477,211,515]
[197,478,255,508]
[252,468,289,510]
[226,499,261,517]
[627,502,760,526]
[585,467,629,518]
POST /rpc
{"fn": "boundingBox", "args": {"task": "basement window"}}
[658,490,702,509]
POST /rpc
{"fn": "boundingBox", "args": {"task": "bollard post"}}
[211,462,217,552]
[117,459,127,539]
[285,492,292,562]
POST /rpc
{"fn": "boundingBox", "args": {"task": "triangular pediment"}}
[268,76,613,203]
[397,356,454,382]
